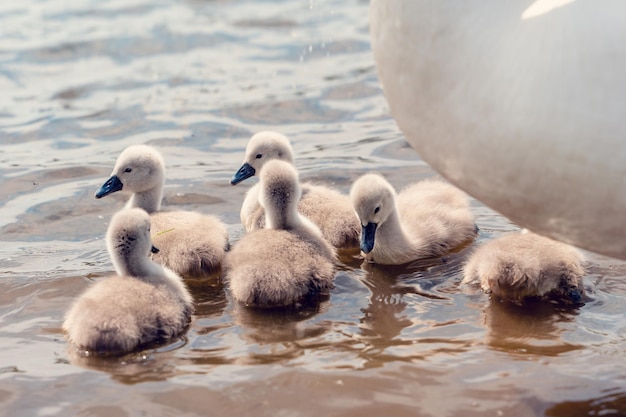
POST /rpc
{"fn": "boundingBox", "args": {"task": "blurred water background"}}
[1,0,625,415]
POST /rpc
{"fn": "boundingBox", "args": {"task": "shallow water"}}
[1,0,625,416]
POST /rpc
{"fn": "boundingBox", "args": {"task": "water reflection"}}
[66,341,188,385]
[546,389,626,417]
[344,257,477,369]
[230,299,331,345]
[482,298,582,356]
[184,273,334,368]
[358,262,426,342]
[186,273,228,317]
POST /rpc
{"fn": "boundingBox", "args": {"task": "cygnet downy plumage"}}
[95,144,229,276]
[462,230,585,304]
[350,174,477,265]
[63,208,194,354]
[230,131,360,249]
[225,159,336,308]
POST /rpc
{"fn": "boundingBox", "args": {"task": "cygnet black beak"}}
[360,222,378,254]
[151,245,160,254]
[95,175,123,198]
[230,163,256,185]
[566,286,584,305]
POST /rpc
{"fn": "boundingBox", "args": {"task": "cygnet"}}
[63,208,194,354]
[95,144,229,275]
[231,131,359,249]
[463,230,585,304]
[225,160,336,308]
[350,174,476,265]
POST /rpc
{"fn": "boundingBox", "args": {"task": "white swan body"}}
[370,0,626,260]
[63,208,193,354]
[463,230,585,304]
[350,174,476,265]
[95,144,229,275]
[231,131,360,249]
[225,160,336,308]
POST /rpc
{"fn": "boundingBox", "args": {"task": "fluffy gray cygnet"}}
[231,131,359,249]
[225,160,336,308]
[63,208,194,354]
[350,174,476,265]
[95,144,229,275]
[463,230,585,304]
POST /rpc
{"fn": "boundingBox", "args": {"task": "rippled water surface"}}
[1,1,626,416]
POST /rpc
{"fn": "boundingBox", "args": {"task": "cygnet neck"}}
[264,190,335,260]
[125,184,163,213]
[376,209,414,251]
[111,246,161,280]
[264,192,300,231]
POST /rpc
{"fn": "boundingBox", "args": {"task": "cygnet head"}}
[95,145,165,200]
[258,159,302,230]
[105,208,159,277]
[230,131,295,185]
[350,174,397,254]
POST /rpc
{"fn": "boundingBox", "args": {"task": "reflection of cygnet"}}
[350,174,476,265]
[95,144,229,276]
[463,230,585,304]
[225,160,336,308]
[63,208,193,354]
[231,131,360,248]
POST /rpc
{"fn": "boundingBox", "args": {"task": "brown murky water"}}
[1,1,625,416]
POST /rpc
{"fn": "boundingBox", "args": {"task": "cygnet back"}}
[463,230,585,304]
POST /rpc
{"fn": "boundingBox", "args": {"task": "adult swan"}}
[370,0,626,260]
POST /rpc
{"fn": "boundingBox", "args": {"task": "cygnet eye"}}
[255,154,262,159]
[374,206,380,214]
[124,167,132,173]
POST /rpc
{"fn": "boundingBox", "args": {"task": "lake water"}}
[1,0,626,416]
